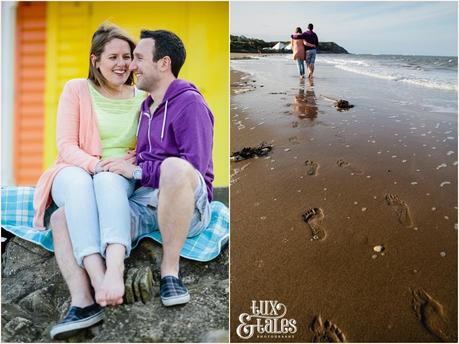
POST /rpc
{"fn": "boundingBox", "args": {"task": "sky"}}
[230,1,458,56]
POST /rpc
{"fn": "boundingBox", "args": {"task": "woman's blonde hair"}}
[88,23,136,87]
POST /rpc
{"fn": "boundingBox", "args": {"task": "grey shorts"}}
[128,170,211,239]
[305,49,317,64]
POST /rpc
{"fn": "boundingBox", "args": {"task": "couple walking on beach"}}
[291,23,319,79]
[32,23,215,339]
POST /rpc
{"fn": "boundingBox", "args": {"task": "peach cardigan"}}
[291,38,305,60]
[33,79,103,229]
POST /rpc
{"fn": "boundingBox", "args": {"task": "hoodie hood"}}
[139,80,203,141]
[141,79,202,116]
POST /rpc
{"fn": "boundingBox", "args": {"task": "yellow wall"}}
[45,1,229,187]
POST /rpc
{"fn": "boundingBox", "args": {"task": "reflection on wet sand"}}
[293,79,318,121]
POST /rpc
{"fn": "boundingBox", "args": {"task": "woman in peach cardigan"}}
[33,24,145,339]
[291,27,306,78]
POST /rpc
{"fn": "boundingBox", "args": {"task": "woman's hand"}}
[94,160,104,174]
[98,158,137,179]
[95,157,124,173]
[95,149,136,174]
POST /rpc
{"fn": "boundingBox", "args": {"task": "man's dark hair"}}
[308,23,314,30]
[140,29,186,78]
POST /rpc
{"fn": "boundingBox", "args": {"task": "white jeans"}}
[51,167,135,266]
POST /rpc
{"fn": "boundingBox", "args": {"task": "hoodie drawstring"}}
[161,100,168,141]
[136,113,143,137]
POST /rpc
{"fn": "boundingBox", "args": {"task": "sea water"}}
[319,54,457,92]
[231,54,458,118]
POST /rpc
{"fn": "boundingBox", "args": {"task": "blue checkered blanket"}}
[1,186,229,262]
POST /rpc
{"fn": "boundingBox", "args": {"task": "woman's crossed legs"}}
[51,167,135,306]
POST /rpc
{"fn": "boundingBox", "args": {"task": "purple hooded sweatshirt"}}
[136,79,214,201]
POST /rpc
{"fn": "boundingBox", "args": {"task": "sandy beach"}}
[229,54,458,342]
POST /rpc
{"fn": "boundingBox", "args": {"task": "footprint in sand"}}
[305,160,319,176]
[336,159,350,168]
[411,288,454,342]
[310,315,347,343]
[289,136,300,144]
[336,159,363,175]
[302,208,326,240]
[385,193,414,228]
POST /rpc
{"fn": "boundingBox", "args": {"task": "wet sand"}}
[229,56,458,342]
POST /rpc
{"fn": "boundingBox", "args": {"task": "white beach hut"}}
[271,42,287,50]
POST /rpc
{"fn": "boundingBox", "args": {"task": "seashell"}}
[373,245,384,253]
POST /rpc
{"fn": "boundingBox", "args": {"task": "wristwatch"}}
[132,166,142,180]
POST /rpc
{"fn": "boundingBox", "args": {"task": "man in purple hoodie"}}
[101,30,214,306]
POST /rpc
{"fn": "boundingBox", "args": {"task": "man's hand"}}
[303,40,315,48]
[99,158,138,179]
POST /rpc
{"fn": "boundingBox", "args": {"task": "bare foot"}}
[411,288,453,342]
[96,266,125,306]
[82,254,106,306]
[385,193,414,228]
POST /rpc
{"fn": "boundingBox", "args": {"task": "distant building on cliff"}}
[271,42,288,50]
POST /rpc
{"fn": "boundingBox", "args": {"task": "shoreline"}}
[229,57,458,342]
